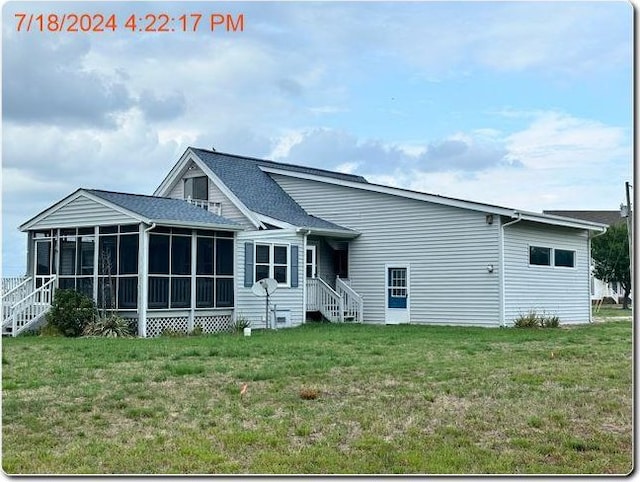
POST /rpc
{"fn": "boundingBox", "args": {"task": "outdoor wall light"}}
[486,214,494,225]
[487,264,494,273]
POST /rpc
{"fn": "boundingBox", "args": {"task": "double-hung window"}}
[255,244,289,285]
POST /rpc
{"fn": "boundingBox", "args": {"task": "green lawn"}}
[2,321,632,474]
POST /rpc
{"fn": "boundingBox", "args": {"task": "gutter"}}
[499,212,523,327]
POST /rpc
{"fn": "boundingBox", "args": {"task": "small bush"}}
[46,289,97,337]
[189,325,203,336]
[513,310,540,328]
[83,315,132,338]
[161,328,186,337]
[232,315,251,334]
[513,310,560,328]
[540,314,560,328]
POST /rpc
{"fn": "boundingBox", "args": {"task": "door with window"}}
[385,265,409,324]
[34,239,55,288]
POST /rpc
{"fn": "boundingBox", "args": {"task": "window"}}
[255,244,289,285]
[529,246,551,266]
[184,176,208,201]
[554,249,575,268]
[530,246,576,268]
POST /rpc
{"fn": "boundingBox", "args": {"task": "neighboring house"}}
[544,210,629,304]
[2,147,607,336]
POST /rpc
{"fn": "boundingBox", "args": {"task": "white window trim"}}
[255,242,291,287]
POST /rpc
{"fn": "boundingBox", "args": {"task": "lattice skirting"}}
[145,313,233,337]
[146,316,190,337]
[194,315,233,334]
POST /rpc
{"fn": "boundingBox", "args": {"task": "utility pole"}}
[625,181,633,307]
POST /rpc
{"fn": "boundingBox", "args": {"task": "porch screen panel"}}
[35,240,52,276]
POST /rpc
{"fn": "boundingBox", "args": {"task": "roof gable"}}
[21,189,240,232]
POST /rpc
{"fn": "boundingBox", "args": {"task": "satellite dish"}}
[251,278,278,329]
[251,278,277,297]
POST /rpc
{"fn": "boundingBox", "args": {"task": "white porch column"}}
[137,223,149,337]
[188,231,197,332]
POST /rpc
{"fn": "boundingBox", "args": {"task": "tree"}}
[591,222,632,309]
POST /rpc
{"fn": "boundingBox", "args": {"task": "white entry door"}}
[305,246,317,278]
[385,265,410,324]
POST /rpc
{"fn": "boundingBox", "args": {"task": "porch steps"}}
[2,276,56,337]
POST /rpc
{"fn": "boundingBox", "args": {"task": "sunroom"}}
[9,188,241,337]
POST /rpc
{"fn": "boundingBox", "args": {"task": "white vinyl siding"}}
[271,174,501,326]
[167,163,254,228]
[236,230,305,329]
[503,221,590,324]
[28,195,137,229]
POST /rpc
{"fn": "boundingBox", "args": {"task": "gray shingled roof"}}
[191,148,357,232]
[543,210,626,227]
[87,189,240,228]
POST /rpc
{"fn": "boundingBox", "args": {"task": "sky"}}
[1,0,633,276]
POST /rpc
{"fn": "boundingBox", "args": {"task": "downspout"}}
[588,227,609,323]
[297,228,311,324]
[500,212,522,326]
[139,222,156,338]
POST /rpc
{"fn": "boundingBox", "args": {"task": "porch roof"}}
[20,189,241,232]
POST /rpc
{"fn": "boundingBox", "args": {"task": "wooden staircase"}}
[2,276,56,336]
[306,276,363,323]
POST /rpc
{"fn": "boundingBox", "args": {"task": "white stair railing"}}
[2,276,29,297]
[336,277,363,323]
[3,276,56,337]
[306,277,344,322]
[2,277,33,323]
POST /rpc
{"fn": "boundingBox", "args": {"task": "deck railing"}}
[306,277,344,322]
[186,197,222,216]
[336,277,363,323]
[3,276,56,337]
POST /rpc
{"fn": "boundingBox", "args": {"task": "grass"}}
[593,305,632,319]
[2,321,632,474]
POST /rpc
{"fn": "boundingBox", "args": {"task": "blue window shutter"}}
[290,245,299,288]
[244,242,254,287]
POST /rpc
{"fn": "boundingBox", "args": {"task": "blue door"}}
[386,267,409,323]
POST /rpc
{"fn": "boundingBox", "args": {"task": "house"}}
[544,210,628,304]
[2,147,607,336]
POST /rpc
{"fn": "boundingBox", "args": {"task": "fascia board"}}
[253,213,296,229]
[517,213,608,232]
[152,220,243,231]
[153,148,195,196]
[20,189,148,231]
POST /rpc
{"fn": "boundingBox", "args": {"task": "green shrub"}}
[232,315,251,334]
[513,310,540,328]
[46,289,97,337]
[540,314,560,328]
[84,315,132,338]
[513,310,560,328]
